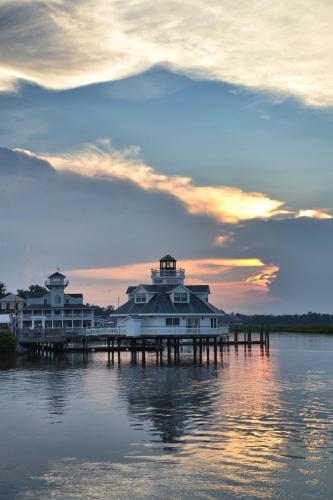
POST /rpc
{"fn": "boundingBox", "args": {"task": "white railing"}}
[85,325,229,336]
[86,327,125,336]
[22,315,92,320]
[139,326,229,336]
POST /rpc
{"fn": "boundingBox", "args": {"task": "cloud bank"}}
[17,142,331,224]
[68,258,279,309]
[1,1,333,106]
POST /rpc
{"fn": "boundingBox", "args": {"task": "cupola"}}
[151,255,185,285]
[160,254,177,270]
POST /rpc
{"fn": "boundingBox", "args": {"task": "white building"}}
[0,293,26,313]
[0,314,11,330]
[110,255,229,336]
[18,271,102,331]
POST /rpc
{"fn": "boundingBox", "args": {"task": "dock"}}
[17,325,270,363]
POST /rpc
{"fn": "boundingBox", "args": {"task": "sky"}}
[0,0,333,314]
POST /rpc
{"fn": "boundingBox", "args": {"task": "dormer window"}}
[135,293,147,303]
[173,291,189,303]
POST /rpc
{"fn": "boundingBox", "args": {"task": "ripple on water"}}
[0,335,333,499]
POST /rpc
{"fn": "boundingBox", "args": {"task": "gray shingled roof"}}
[24,304,93,310]
[160,254,176,261]
[112,291,222,316]
[126,284,210,294]
[48,271,66,278]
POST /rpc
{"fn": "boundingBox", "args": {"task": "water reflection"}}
[0,336,333,499]
[116,360,220,444]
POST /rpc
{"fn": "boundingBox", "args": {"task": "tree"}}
[85,304,114,318]
[0,330,17,353]
[0,282,7,299]
[17,285,48,299]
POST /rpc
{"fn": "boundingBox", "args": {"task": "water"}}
[0,334,333,499]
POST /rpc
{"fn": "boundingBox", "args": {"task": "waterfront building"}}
[110,255,228,336]
[18,271,101,331]
[0,293,26,313]
[0,313,11,330]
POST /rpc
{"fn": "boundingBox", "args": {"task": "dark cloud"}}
[0,147,220,289]
[230,218,333,313]
[1,147,333,314]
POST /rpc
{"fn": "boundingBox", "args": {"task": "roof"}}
[126,284,210,294]
[48,271,66,278]
[67,293,83,298]
[160,254,176,261]
[112,291,222,316]
[0,293,25,302]
[24,304,93,310]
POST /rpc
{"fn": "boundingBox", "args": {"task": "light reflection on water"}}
[0,334,333,499]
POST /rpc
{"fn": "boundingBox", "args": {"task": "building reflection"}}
[115,357,220,443]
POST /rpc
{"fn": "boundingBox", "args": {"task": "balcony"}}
[151,268,185,284]
[85,325,229,336]
[45,279,69,288]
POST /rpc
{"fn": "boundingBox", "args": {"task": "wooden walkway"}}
[17,326,270,364]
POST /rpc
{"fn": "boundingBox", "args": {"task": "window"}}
[44,299,47,305]
[173,292,188,303]
[135,293,147,303]
[54,294,61,305]
[165,318,180,327]
[210,318,217,328]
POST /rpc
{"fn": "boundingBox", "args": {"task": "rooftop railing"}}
[151,268,185,283]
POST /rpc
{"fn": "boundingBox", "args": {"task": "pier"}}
[17,325,270,363]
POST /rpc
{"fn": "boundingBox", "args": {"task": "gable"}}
[0,293,25,302]
[167,284,190,294]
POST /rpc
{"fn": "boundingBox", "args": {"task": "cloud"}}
[1,1,333,106]
[16,142,331,224]
[14,144,286,223]
[296,209,332,219]
[68,257,267,281]
[67,258,280,310]
[214,235,233,247]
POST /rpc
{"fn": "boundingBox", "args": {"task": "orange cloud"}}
[16,143,331,225]
[69,258,266,281]
[67,258,279,311]
[16,144,287,224]
[214,235,233,246]
[296,209,332,219]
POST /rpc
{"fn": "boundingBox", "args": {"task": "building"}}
[110,255,229,336]
[0,293,26,313]
[0,313,11,330]
[18,271,102,331]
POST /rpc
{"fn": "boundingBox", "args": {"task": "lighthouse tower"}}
[45,271,69,307]
[151,255,185,285]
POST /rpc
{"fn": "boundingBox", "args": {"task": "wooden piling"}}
[259,324,264,345]
[206,337,210,363]
[142,338,146,364]
[167,337,171,362]
[265,325,270,347]
[234,325,238,344]
[213,337,217,363]
[248,325,252,345]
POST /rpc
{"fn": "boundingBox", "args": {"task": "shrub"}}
[0,330,17,353]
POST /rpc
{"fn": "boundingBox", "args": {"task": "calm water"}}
[0,334,333,499]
